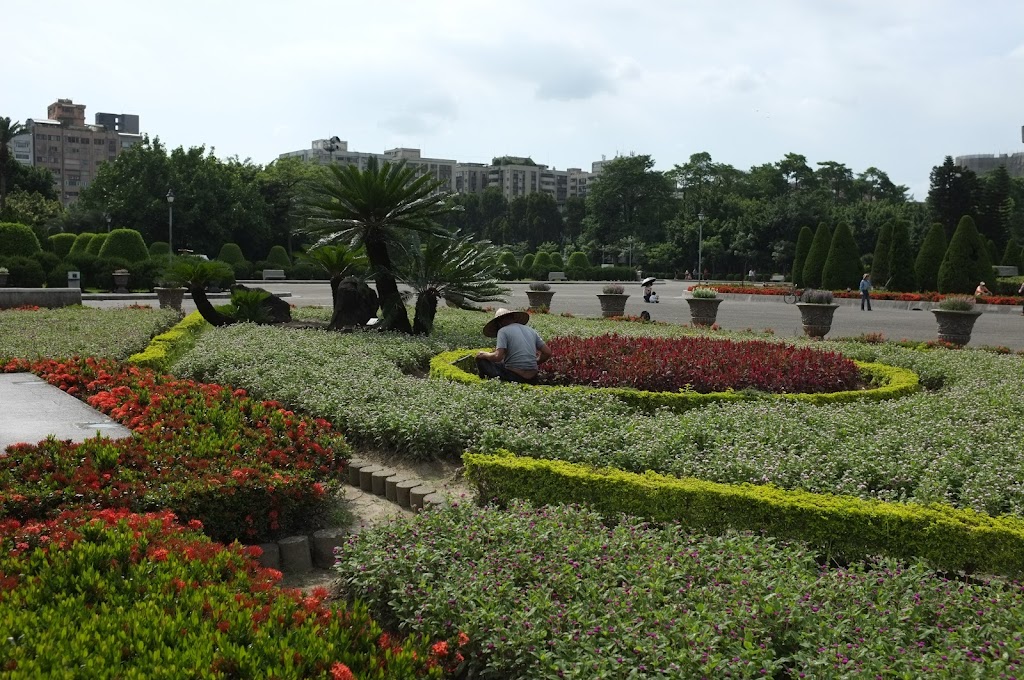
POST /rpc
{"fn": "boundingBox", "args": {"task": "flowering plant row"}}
[0,508,460,678]
[0,356,349,543]
[540,333,860,394]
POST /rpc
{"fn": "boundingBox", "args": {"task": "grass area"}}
[172,308,1024,516]
[0,306,179,361]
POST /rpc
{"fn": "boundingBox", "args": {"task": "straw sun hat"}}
[482,308,530,337]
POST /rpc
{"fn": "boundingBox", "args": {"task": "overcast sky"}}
[8,0,1024,200]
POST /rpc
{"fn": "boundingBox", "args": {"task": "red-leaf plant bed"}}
[540,334,860,394]
[0,357,348,543]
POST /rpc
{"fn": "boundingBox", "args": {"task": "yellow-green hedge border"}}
[430,349,919,412]
[128,311,209,371]
[463,450,1024,577]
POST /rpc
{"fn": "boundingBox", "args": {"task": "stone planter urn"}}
[0,271,8,288]
[112,269,131,294]
[154,286,186,312]
[796,303,840,339]
[931,309,982,346]
[685,298,723,327]
[597,293,629,317]
[525,290,555,310]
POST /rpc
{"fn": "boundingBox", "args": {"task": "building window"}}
[36,156,43,162]
[36,133,46,140]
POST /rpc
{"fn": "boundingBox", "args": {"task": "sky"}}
[7,0,1024,200]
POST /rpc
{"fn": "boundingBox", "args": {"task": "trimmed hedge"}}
[914,222,947,292]
[85,233,108,256]
[68,232,96,257]
[98,228,149,262]
[0,256,46,288]
[0,222,41,258]
[148,241,170,257]
[128,311,210,371]
[821,222,861,290]
[801,223,831,289]
[463,450,1024,577]
[430,349,920,412]
[48,233,77,259]
[791,226,813,287]
[266,245,291,268]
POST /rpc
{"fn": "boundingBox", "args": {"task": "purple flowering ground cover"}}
[337,501,1024,679]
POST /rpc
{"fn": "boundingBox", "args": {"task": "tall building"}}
[11,98,142,205]
[955,153,1024,178]
[279,139,455,190]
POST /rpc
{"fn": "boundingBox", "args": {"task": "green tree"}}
[0,117,24,213]
[564,196,587,243]
[302,157,453,334]
[886,221,916,292]
[914,223,947,292]
[791,226,813,286]
[802,223,832,288]
[869,221,893,286]
[585,154,674,244]
[978,165,1013,248]
[98,229,149,262]
[938,216,992,294]
[926,156,980,238]
[821,223,862,290]
[0,190,64,236]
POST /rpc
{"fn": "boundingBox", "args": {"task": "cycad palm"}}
[303,158,453,333]
[0,117,25,213]
[299,244,369,308]
[397,232,509,335]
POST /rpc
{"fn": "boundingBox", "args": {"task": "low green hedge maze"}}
[463,451,1024,578]
[431,349,920,413]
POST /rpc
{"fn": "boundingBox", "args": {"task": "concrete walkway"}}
[0,374,131,450]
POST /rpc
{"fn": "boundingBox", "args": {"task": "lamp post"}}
[166,189,175,262]
[697,211,705,281]
[105,214,111,233]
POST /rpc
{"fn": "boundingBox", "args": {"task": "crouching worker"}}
[476,308,552,384]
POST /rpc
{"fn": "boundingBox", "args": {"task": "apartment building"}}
[279,140,455,190]
[955,153,1024,178]
[11,98,142,205]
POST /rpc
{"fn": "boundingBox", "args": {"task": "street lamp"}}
[105,214,111,233]
[697,210,705,281]
[166,189,175,262]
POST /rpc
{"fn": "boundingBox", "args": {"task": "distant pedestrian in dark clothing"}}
[1019,282,1024,314]
[859,273,872,311]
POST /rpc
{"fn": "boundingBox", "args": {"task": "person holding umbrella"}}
[641,276,658,303]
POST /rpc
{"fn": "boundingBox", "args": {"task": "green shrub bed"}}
[0,357,348,543]
[128,310,209,371]
[0,508,456,679]
[463,451,1024,576]
[0,305,178,360]
[338,501,1024,678]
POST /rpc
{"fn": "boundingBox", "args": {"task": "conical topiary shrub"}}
[801,223,831,289]
[792,226,813,287]
[886,221,916,292]
[1000,238,1020,267]
[937,216,993,294]
[566,251,589,280]
[914,223,947,292]
[520,253,535,274]
[821,222,861,291]
[870,221,893,286]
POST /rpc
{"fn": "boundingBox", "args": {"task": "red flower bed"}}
[0,357,348,543]
[698,285,1023,305]
[540,334,860,394]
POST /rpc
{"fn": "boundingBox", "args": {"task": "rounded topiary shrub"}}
[68,232,97,257]
[285,261,325,280]
[0,256,46,288]
[497,252,519,279]
[98,229,149,263]
[49,233,78,259]
[231,260,255,280]
[85,233,109,257]
[217,243,246,265]
[149,241,171,257]
[532,251,553,278]
[520,253,535,273]
[0,222,42,258]
[551,252,565,269]
[266,245,291,268]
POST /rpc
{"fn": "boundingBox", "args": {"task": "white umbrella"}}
[640,277,657,286]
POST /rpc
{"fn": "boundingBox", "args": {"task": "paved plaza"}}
[84,280,1024,351]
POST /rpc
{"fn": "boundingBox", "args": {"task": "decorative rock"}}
[396,479,420,508]
[410,485,434,511]
[385,473,412,502]
[278,535,312,573]
[256,542,280,570]
[347,458,367,486]
[371,467,396,496]
[359,465,384,492]
[312,528,348,569]
[423,492,447,510]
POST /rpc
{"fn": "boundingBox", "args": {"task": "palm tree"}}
[396,232,509,335]
[298,244,369,309]
[0,117,25,213]
[303,157,454,334]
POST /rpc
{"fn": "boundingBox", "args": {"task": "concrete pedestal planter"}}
[154,286,186,312]
[525,290,555,310]
[796,303,840,339]
[685,298,723,327]
[112,269,131,294]
[931,309,982,346]
[597,293,629,317]
[0,272,8,288]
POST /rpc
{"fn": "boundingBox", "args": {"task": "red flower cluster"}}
[698,285,1024,306]
[0,357,349,543]
[540,334,860,394]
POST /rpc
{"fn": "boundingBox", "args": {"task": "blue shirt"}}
[859,279,871,292]
[496,323,544,372]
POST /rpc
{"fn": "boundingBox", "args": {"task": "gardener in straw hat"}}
[476,308,552,384]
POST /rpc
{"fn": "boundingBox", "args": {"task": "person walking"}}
[859,273,872,311]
